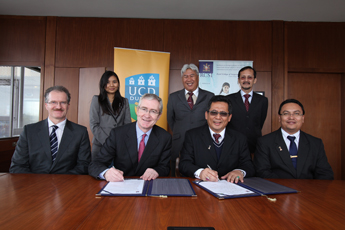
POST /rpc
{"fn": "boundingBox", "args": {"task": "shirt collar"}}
[185,87,199,98]
[208,127,226,141]
[136,122,152,139]
[240,90,253,97]
[48,118,67,129]
[281,128,300,140]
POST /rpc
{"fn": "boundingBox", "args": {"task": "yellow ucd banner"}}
[114,48,170,130]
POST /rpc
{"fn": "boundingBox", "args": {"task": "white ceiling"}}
[1,0,344,22]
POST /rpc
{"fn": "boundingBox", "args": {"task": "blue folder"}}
[97,178,196,197]
[193,177,298,199]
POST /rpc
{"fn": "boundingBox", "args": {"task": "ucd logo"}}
[125,73,159,120]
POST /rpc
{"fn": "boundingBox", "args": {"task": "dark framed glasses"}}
[208,110,230,117]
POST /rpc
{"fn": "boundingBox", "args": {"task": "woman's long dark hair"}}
[219,82,230,94]
[98,71,124,115]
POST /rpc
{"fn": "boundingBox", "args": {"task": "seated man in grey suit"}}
[10,86,91,174]
[253,99,333,179]
[89,93,172,182]
[179,95,255,183]
[167,63,214,176]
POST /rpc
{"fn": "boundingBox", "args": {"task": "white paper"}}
[198,180,255,197]
[101,179,145,195]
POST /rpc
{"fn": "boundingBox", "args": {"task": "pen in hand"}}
[207,164,219,181]
[112,166,124,181]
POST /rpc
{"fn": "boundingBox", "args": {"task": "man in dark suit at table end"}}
[227,66,268,154]
[179,95,255,183]
[89,93,172,182]
[253,99,333,179]
[10,86,91,174]
[167,63,214,176]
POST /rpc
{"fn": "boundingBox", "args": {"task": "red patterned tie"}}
[213,133,221,143]
[187,92,194,109]
[138,134,147,162]
[244,94,250,112]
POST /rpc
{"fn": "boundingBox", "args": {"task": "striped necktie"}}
[50,125,59,162]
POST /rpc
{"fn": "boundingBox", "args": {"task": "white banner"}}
[199,60,253,95]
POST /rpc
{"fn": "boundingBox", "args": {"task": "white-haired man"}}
[167,64,214,176]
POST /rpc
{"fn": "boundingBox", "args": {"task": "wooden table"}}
[0,174,344,230]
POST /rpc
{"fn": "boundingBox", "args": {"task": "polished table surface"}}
[0,174,344,230]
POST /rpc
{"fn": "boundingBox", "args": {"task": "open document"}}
[98,179,146,196]
[194,177,298,199]
[97,178,196,197]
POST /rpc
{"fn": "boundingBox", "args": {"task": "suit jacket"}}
[89,95,131,157]
[227,91,268,153]
[179,125,255,178]
[10,119,91,174]
[167,88,214,160]
[253,129,334,179]
[88,122,172,179]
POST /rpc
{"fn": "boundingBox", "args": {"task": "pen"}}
[207,165,219,180]
[112,166,124,181]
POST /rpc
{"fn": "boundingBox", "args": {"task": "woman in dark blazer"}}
[89,71,131,159]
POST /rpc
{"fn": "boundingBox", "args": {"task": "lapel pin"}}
[208,145,211,150]
[278,146,282,151]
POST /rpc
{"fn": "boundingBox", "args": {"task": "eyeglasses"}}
[208,110,230,117]
[240,76,254,81]
[280,112,303,117]
[138,107,159,116]
[47,101,68,106]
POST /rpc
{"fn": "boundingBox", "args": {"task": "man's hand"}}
[140,168,159,181]
[104,167,124,182]
[221,169,243,183]
[200,168,219,182]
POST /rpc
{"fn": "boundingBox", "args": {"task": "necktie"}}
[187,92,194,109]
[50,125,58,162]
[244,94,250,112]
[287,136,298,169]
[138,134,147,162]
[213,133,221,143]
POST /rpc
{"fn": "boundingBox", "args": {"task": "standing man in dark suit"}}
[167,64,214,176]
[253,99,333,179]
[10,86,91,174]
[89,93,171,182]
[227,66,268,154]
[179,96,255,183]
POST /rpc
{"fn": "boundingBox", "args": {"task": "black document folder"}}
[193,177,298,199]
[97,178,196,197]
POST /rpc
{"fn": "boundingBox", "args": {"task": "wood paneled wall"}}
[0,16,344,179]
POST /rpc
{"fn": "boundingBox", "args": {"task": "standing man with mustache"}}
[167,64,214,176]
[10,86,91,174]
[226,66,268,154]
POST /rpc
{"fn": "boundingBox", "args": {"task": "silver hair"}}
[44,85,71,103]
[138,93,163,114]
[181,64,199,76]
